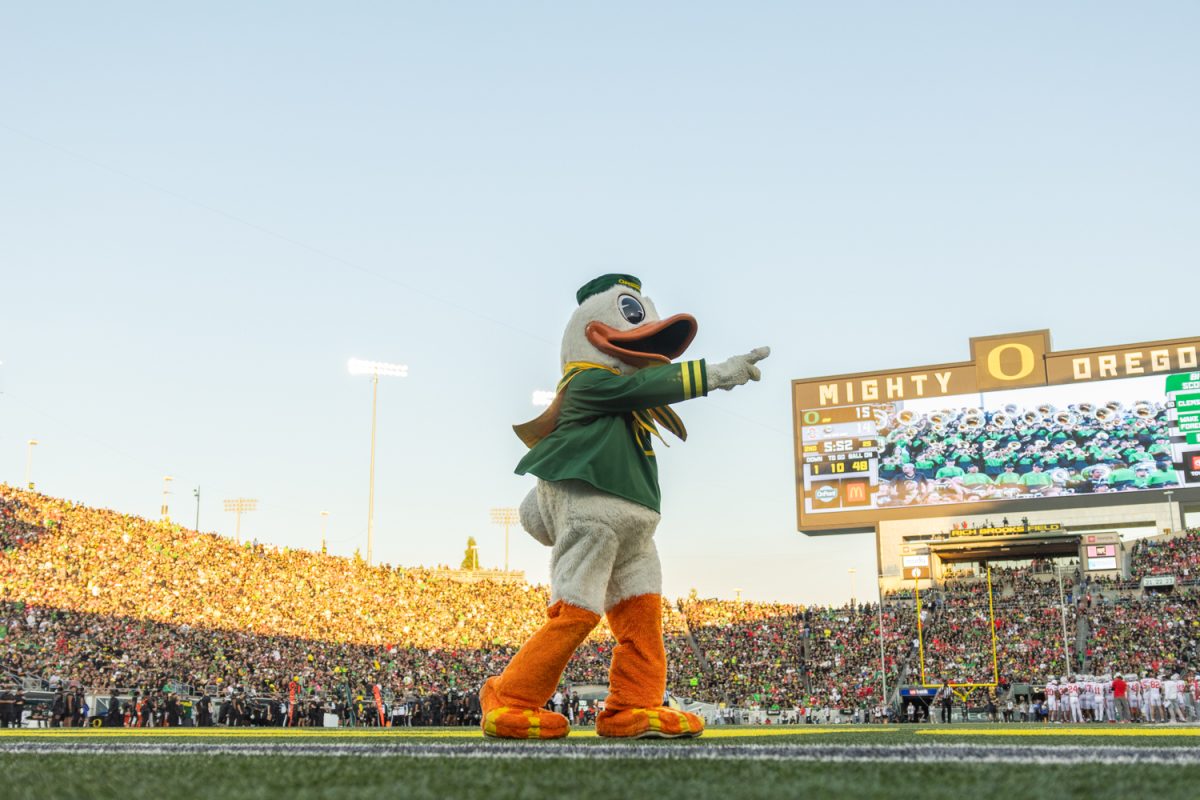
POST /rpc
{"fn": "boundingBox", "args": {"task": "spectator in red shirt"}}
[1112,674,1129,722]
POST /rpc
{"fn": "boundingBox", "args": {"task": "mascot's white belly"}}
[526,479,662,614]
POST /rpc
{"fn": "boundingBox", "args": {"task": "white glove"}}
[708,347,770,391]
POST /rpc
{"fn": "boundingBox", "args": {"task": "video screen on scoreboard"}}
[799,373,1182,518]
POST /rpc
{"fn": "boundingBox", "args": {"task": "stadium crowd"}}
[1129,530,1200,581]
[2,486,1198,726]
[913,570,1078,685]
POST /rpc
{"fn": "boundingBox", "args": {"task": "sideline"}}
[0,725,897,739]
[1,741,1199,764]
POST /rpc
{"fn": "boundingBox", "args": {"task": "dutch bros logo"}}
[815,485,839,503]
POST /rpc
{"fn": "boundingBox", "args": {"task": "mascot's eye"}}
[618,294,645,324]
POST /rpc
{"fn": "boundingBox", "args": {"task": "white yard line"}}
[2,742,1200,765]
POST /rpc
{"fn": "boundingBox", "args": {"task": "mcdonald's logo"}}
[844,481,869,506]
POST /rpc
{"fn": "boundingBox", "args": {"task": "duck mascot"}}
[480,274,768,739]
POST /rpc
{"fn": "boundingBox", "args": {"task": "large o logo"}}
[986,343,1035,382]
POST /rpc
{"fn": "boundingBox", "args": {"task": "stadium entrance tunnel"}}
[896,690,933,723]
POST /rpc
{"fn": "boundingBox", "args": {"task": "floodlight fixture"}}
[161,475,174,522]
[348,356,408,565]
[25,439,38,490]
[490,507,520,573]
[223,497,258,544]
[348,358,408,378]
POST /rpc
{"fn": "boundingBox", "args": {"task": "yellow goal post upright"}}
[914,563,1000,701]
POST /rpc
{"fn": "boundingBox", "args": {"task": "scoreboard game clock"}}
[798,403,886,513]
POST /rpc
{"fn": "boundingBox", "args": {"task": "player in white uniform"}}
[1127,674,1142,722]
[1188,671,1200,723]
[1101,674,1115,723]
[1187,671,1200,723]
[1045,680,1058,723]
[1141,673,1162,723]
[1067,676,1082,723]
[1164,674,1185,723]
[1079,675,1093,721]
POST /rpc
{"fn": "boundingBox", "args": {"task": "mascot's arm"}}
[568,360,710,413]
[707,347,770,391]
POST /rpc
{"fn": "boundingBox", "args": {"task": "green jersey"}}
[962,473,994,487]
[515,360,708,512]
[1108,467,1137,485]
[935,465,965,479]
[1148,469,1178,487]
[1019,471,1052,487]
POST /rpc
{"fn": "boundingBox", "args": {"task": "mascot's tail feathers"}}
[520,487,553,547]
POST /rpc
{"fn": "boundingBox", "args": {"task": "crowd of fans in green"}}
[2,486,1197,726]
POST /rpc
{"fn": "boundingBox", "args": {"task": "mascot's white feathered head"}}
[561,274,698,375]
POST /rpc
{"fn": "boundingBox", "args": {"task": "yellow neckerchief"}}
[513,362,687,448]
[560,362,686,447]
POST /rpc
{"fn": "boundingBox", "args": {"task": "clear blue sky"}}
[2,2,1198,605]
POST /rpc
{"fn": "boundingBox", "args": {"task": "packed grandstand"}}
[1,486,1197,726]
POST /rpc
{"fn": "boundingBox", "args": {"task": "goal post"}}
[914,564,1000,691]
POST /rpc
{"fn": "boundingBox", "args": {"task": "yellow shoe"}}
[596,706,704,739]
[480,676,570,740]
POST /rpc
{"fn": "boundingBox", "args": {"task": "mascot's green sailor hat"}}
[576,274,642,305]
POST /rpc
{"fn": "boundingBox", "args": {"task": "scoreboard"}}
[792,330,1200,533]
[797,403,886,513]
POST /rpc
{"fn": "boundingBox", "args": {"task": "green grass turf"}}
[1,753,1198,800]
[3,726,1199,800]
[2,723,1198,747]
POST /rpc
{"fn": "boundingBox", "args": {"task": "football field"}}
[2,725,1199,800]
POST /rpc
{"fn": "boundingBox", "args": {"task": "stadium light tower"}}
[161,476,174,522]
[24,439,38,490]
[320,510,330,553]
[348,358,408,566]
[733,587,744,602]
[223,497,258,545]
[490,507,519,573]
[1164,490,1176,532]
[848,567,857,604]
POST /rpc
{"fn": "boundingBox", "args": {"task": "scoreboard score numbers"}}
[798,403,886,512]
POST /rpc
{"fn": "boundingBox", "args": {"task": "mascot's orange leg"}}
[596,593,704,738]
[481,600,600,739]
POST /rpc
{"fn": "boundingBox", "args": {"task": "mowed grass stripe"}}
[5,753,1199,800]
[0,725,892,739]
[918,726,1200,737]
[4,741,1200,765]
